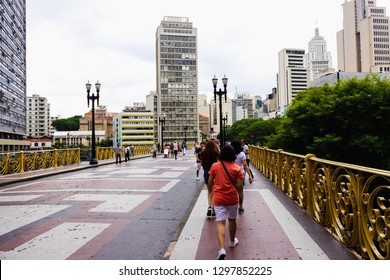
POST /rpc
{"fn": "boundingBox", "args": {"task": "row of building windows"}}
[375,56,390,61]
[374,36,389,42]
[160,35,196,42]
[373,24,389,30]
[160,59,196,66]
[374,49,390,54]
[373,43,389,48]
[163,29,193,34]
[160,41,196,48]
[373,18,388,24]
[160,47,196,54]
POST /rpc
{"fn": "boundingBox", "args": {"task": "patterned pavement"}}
[0,152,356,260]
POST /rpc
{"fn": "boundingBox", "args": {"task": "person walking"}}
[200,140,220,218]
[173,141,179,160]
[195,141,205,180]
[124,145,130,162]
[114,143,122,164]
[208,144,244,260]
[230,141,253,214]
[182,141,186,156]
[241,139,254,179]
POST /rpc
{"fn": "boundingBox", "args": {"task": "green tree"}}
[267,74,390,169]
[52,115,82,131]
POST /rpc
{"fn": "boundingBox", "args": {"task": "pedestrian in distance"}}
[195,141,205,180]
[200,140,220,218]
[173,141,179,160]
[208,144,244,260]
[124,145,130,162]
[230,140,253,214]
[114,143,122,164]
[182,141,186,156]
[241,139,254,179]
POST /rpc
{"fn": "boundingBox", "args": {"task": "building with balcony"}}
[26,94,50,137]
[114,104,154,146]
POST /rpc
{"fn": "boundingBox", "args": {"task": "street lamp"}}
[212,75,228,148]
[86,80,101,165]
[159,113,166,147]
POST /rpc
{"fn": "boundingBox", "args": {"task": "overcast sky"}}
[26,0,390,118]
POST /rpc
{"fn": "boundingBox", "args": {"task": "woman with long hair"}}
[200,140,220,218]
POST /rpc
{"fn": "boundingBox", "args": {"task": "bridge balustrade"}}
[250,145,390,260]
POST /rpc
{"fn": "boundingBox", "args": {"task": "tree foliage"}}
[51,115,82,131]
[268,74,390,169]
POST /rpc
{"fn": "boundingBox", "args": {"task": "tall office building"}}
[26,94,51,137]
[337,0,390,73]
[0,0,28,151]
[307,27,333,81]
[277,49,308,113]
[155,16,199,145]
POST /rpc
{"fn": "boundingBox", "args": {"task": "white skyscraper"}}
[307,27,333,81]
[337,0,390,73]
[277,49,308,113]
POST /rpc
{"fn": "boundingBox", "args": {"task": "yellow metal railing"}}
[0,146,153,175]
[0,149,81,175]
[250,145,390,260]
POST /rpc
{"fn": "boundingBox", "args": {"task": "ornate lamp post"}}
[86,80,101,165]
[212,75,228,148]
[159,113,166,147]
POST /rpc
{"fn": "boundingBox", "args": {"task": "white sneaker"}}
[196,177,200,181]
[229,238,239,248]
[217,248,226,260]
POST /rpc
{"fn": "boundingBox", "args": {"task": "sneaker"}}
[238,207,245,214]
[196,177,200,181]
[211,209,216,218]
[229,238,239,248]
[217,248,226,260]
[207,207,212,218]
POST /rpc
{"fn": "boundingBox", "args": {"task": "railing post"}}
[305,153,316,218]
[53,149,58,167]
[20,151,25,173]
[77,148,81,163]
[277,149,283,189]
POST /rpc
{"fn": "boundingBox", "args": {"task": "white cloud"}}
[26,0,390,117]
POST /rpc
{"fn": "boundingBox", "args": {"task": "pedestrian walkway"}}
[0,150,356,260]
[168,164,356,260]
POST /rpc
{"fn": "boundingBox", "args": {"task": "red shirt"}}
[209,161,244,206]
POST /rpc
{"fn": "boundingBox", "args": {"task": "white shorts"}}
[214,204,239,221]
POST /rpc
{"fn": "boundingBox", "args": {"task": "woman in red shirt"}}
[208,144,244,260]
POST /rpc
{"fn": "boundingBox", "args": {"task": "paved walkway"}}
[0,151,356,260]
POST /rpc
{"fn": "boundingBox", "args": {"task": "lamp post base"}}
[89,158,98,165]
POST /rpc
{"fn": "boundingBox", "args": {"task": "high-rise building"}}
[155,16,199,145]
[0,0,28,151]
[277,49,308,113]
[337,0,390,73]
[307,27,333,81]
[26,94,51,137]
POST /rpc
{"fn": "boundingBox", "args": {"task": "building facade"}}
[337,0,390,73]
[26,94,51,137]
[277,48,308,113]
[79,105,114,140]
[307,27,333,81]
[114,105,154,147]
[0,0,29,151]
[155,16,199,145]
